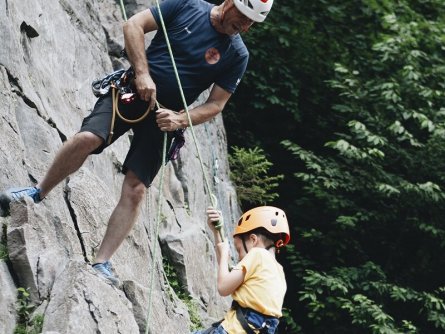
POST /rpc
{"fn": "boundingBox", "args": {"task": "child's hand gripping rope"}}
[207,206,233,270]
[206,207,224,235]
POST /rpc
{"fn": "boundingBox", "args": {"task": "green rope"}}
[111,0,230,331]
[152,0,226,241]
[145,115,167,334]
[119,0,128,21]
[114,1,218,332]
[205,123,225,230]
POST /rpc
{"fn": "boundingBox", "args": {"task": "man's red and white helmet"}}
[233,0,274,23]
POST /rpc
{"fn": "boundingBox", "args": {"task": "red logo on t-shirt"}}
[205,47,220,65]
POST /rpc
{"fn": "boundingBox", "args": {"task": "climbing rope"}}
[151,0,226,239]
[143,0,229,330]
[145,101,167,334]
[116,1,229,332]
[115,3,170,331]
[119,0,127,21]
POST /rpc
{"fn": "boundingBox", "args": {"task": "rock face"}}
[0,1,240,333]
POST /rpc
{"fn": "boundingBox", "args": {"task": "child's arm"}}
[215,242,245,296]
[207,207,245,297]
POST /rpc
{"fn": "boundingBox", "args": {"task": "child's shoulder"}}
[251,247,274,255]
[250,247,268,255]
[248,247,279,263]
[245,248,284,274]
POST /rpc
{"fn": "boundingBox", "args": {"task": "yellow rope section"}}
[108,87,152,145]
[113,87,151,123]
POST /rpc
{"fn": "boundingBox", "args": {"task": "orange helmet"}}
[234,206,290,248]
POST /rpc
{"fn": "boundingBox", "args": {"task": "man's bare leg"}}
[37,132,103,197]
[94,170,146,264]
[0,131,102,209]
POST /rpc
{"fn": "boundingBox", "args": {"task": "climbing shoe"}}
[92,261,120,286]
[0,187,42,215]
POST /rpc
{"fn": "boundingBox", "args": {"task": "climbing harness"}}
[92,66,184,161]
[199,301,280,334]
[92,67,139,108]
[92,67,151,144]
[232,301,280,334]
[199,321,223,334]
[91,69,125,98]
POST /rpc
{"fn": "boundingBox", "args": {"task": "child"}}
[194,206,291,334]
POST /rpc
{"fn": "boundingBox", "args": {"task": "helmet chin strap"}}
[241,235,249,254]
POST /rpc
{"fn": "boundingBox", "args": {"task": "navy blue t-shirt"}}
[148,0,249,110]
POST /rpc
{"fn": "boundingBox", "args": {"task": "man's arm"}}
[156,84,232,131]
[123,9,158,109]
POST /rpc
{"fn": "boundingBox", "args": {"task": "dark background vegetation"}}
[215,0,445,333]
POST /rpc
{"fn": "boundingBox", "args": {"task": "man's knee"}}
[122,174,146,207]
[73,131,103,153]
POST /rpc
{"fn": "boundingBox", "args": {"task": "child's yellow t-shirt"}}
[221,247,287,333]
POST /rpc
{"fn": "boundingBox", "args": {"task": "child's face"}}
[234,233,272,261]
[233,235,248,261]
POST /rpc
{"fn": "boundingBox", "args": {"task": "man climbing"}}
[0,0,274,286]
[195,206,290,334]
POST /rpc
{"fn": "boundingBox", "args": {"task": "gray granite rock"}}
[0,0,241,332]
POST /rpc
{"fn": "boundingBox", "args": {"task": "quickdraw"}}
[91,49,136,102]
[91,68,132,99]
[166,129,185,162]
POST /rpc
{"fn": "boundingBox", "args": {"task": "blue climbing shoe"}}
[92,261,120,286]
[0,187,42,215]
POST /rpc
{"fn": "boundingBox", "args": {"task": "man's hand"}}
[134,73,157,110]
[156,109,185,132]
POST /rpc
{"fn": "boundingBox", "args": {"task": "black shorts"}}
[80,95,172,187]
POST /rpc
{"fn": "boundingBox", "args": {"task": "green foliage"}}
[298,264,445,334]
[14,326,27,334]
[0,242,7,261]
[162,257,202,331]
[16,288,34,325]
[280,307,303,333]
[14,315,44,334]
[31,315,44,334]
[0,243,7,260]
[278,1,445,332]
[0,223,8,260]
[229,146,283,207]
[224,0,445,333]
[183,298,202,332]
[14,288,43,334]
